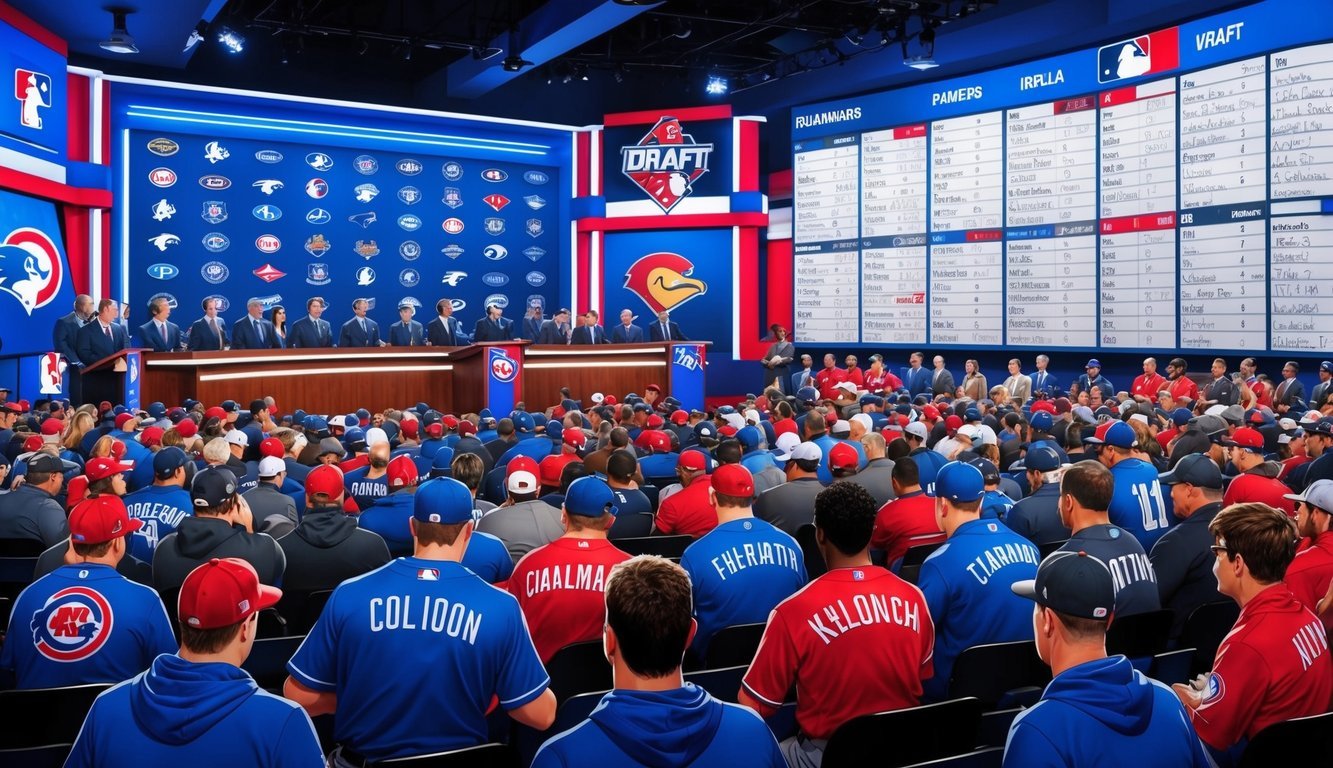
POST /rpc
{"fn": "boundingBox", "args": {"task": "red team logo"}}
[490,348,517,383]
[620,116,713,213]
[0,227,63,316]
[30,586,113,662]
[483,194,510,212]
[623,252,707,315]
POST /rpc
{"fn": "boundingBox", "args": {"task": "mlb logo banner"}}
[486,345,522,416]
[14,68,50,129]
[123,351,142,412]
[0,16,68,160]
[1097,27,1179,83]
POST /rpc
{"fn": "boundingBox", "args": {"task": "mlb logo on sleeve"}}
[1097,27,1179,83]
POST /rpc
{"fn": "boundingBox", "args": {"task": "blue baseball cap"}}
[1171,407,1193,426]
[1013,550,1115,620]
[546,419,563,436]
[345,427,366,447]
[153,446,190,477]
[1084,420,1135,448]
[431,446,456,470]
[736,425,762,451]
[1085,359,1102,369]
[413,477,474,524]
[147,402,166,419]
[1030,411,1054,432]
[964,408,981,422]
[564,476,619,517]
[1024,444,1065,472]
[935,461,985,503]
[513,412,535,432]
[694,421,717,441]
[796,386,818,404]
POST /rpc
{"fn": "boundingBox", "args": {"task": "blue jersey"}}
[462,531,516,584]
[741,450,781,477]
[533,686,784,768]
[122,484,193,562]
[0,564,175,689]
[499,437,555,466]
[1108,457,1175,551]
[911,449,948,496]
[814,435,867,485]
[358,492,415,556]
[1058,525,1161,617]
[980,490,1015,521]
[917,519,1039,701]
[66,654,323,768]
[680,518,807,655]
[344,468,389,510]
[286,558,549,760]
[637,452,680,480]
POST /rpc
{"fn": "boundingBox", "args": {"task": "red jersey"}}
[655,476,717,538]
[1189,585,1333,750]
[339,455,369,473]
[742,567,935,740]
[1167,376,1200,403]
[815,367,848,401]
[1252,378,1273,408]
[1286,531,1333,632]
[1132,373,1167,399]
[1157,427,1179,452]
[871,492,946,566]
[864,370,902,394]
[506,537,631,662]
[1280,454,1311,481]
[1221,470,1295,516]
[845,367,865,387]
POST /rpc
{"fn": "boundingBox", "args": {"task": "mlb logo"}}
[39,352,64,395]
[417,568,439,581]
[1097,28,1179,83]
[484,218,506,235]
[14,69,51,129]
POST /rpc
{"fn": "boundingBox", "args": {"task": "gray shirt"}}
[754,477,825,537]
[848,458,896,508]
[0,484,69,547]
[475,499,564,563]
[243,482,299,538]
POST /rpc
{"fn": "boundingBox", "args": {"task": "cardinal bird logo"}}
[623,252,707,314]
[620,117,713,214]
[0,227,63,316]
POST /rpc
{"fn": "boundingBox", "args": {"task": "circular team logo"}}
[204,294,230,312]
[353,155,379,175]
[490,349,518,383]
[149,292,178,310]
[442,161,464,180]
[399,241,421,261]
[31,585,113,662]
[201,261,230,284]
[482,272,509,287]
[484,292,509,310]
[0,227,64,315]
[442,218,464,234]
[305,178,329,199]
[400,269,420,287]
[148,168,177,187]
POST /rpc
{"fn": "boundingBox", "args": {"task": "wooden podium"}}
[82,348,144,409]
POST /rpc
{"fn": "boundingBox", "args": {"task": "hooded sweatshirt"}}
[277,508,391,593]
[532,684,784,768]
[1002,655,1212,768]
[1222,460,1296,515]
[152,515,286,594]
[65,653,323,767]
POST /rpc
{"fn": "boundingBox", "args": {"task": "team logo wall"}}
[0,228,63,315]
[306,179,329,198]
[397,159,422,175]
[307,263,330,285]
[442,270,467,286]
[354,184,379,203]
[1097,27,1179,83]
[148,233,180,251]
[201,261,230,284]
[250,294,283,310]
[354,155,379,174]
[442,244,464,259]
[354,240,380,259]
[306,208,331,224]
[525,271,546,287]
[484,293,509,309]
[620,116,714,213]
[623,252,707,314]
[255,235,281,254]
[152,199,176,221]
[15,69,52,129]
[400,269,420,287]
[525,219,543,238]
[484,244,507,261]
[255,149,283,163]
[306,152,334,171]
[523,170,549,185]
[481,168,507,182]
[482,272,509,287]
[202,201,227,223]
[398,214,422,231]
[442,187,463,209]
[443,218,464,234]
[356,266,376,286]
[203,233,230,252]
[489,348,518,383]
[484,218,505,235]
[253,264,285,283]
[147,137,179,156]
[524,246,545,262]
[29,586,113,662]
[442,161,463,180]
[254,179,283,195]
[252,204,281,221]
[399,241,421,260]
[398,186,421,205]
[199,175,230,190]
[483,194,510,212]
[148,168,177,187]
[39,351,64,395]
[349,212,376,228]
[203,141,230,163]
[524,195,546,210]
[147,263,178,280]
[202,294,228,312]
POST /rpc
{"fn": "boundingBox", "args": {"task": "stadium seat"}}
[682,665,746,703]
[379,742,520,767]
[607,513,654,539]
[948,641,1051,709]
[638,484,660,513]
[1237,711,1333,766]
[822,697,983,767]
[511,687,608,766]
[0,683,111,749]
[1179,601,1240,676]
[644,476,677,492]
[0,595,11,634]
[256,607,289,638]
[764,702,798,742]
[901,747,1004,768]
[1036,539,1068,558]
[240,635,305,692]
[1148,647,1195,685]
[0,743,73,768]
[0,539,45,556]
[898,538,947,584]
[277,588,334,634]
[1105,608,1173,659]
[545,640,612,704]
[703,622,766,670]
[0,556,38,601]
[795,524,826,579]
[976,708,1022,748]
[612,534,692,559]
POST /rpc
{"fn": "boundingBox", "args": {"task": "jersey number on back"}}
[1130,482,1169,531]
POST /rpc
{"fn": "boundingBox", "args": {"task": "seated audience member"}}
[0,453,68,547]
[1151,454,1227,639]
[1284,479,1333,630]
[655,450,717,538]
[871,457,946,567]
[754,441,825,536]
[476,456,564,561]
[276,464,391,594]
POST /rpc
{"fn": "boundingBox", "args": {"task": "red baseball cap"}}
[646,414,664,429]
[603,395,618,406]
[646,384,661,394]
[425,422,444,438]
[829,442,860,471]
[114,412,135,430]
[69,495,142,544]
[40,418,63,438]
[539,457,563,487]
[305,464,345,500]
[670,409,689,425]
[138,426,165,448]
[457,420,476,436]
[945,415,963,435]
[1030,400,1057,415]
[643,430,671,453]
[678,451,707,472]
[1222,427,1265,451]
[719,424,738,438]
[563,428,586,447]
[711,464,754,497]
[109,440,127,460]
[85,456,135,482]
[176,418,198,438]
[400,419,420,439]
[260,437,285,458]
[204,406,227,421]
[22,435,43,452]
[387,454,418,488]
[552,405,566,419]
[442,415,460,429]
[923,405,941,421]
[178,558,281,630]
[506,456,540,494]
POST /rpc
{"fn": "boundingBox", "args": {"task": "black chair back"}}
[682,665,746,704]
[898,538,946,584]
[612,535,692,559]
[240,635,306,691]
[795,524,826,580]
[1105,608,1173,659]
[0,556,38,601]
[0,684,112,749]
[546,640,612,704]
[607,513,654,539]
[0,743,74,768]
[823,697,983,768]
[901,747,1003,768]
[702,622,766,670]
[948,640,1051,709]
[379,742,520,767]
[0,539,45,557]
[1238,711,1333,767]
[1180,600,1240,676]
[277,589,334,634]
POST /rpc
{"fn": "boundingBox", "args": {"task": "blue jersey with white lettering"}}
[286,558,549,761]
[1109,457,1176,551]
[917,519,1039,701]
[1058,524,1161,617]
[0,564,175,689]
[462,531,515,584]
[680,517,807,656]
[980,489,1015,521]
[122,484,193,562]
[344,467,389,510]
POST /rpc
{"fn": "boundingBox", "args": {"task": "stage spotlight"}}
[705,73,729,95]
[217,26,245,54]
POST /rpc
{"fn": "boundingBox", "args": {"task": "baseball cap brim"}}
[1011,579,1038,601]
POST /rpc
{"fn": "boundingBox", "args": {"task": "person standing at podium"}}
[53,294,94,405]
[474,303,515,342]
[648,310,687,342]
[187,297,228,351]
[231,299,282,350]
[425,298,469,346]
[288,297,334,348]
[75,298,130,406]
[388,303,425,346]
[338,299,385,348]
[135,297,181,352]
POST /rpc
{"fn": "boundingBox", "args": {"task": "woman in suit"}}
[268,306,288,347]
[959,359,988,401]
[761,324,795,392]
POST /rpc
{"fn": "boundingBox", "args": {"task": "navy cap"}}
[27,454,63,474]
[964,407,981,422]
[191,466,238,508]
[1025,444,1064,472]
[345,427,366,447]
[1085,359,1102,369]
[796,386,818,404]
[1013,550,1115,621]
[694,421,717,440]
[1171,407,1193,426]
[1158,453,1223,490]
[935,461,985,503]
[1030,411,1054,432]
[1309,418,1333,437]
[153,447,189,477]
[413,477,474,524]
[220,400,239,413]
[859,394,884,407]
[546,419,563,436]
[967,456,1001,483]
[147,402,166,419]
[563,476,619,517]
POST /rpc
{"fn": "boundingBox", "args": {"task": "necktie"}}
[254,319,263,343]
[444,320,454,346]
[1276,380,1290,403]
[359,318,367,336]
[103,324,111,340]
[210,317,221,344]
[662,323,669,340]
[159,323,167,346]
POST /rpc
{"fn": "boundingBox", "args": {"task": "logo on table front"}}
[354,155,379,175]
[253,263,286,283]
[146,137,179,157]
[673,346,702,371]
[305,234,331,256]
[0,227,62,316]
[202,233,230,253]
[147,263,178,280]
[148,168,177,187]
[39,351,64,394]
[620,116,713,213]
[396,158,422,175]
[306,152,334,171]
[30,586,113,662]
[201,261,230,284]
[151,199,176,221]
[254,179,284,195]
[624,252,707,314]
[203,141,230,163]
[202,201,228,224]
[489,348,518,383]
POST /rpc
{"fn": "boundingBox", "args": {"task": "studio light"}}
[502,54,533,72]
[705,73,729,95]
[217,26,246,54]
[904,54,939,70]
[99,8,139,54]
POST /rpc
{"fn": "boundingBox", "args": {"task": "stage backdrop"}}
[0,187,76,401]
[124,130,561,338]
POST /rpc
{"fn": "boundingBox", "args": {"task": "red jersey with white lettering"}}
[871,492,946,566]
[506,537,631,662]
[655,476,717,538]
[742,567,935,740]
[1286,531,1333,632]
[815,367,848,401]
[1221,471,1295,516]
[1188,585,1333,750]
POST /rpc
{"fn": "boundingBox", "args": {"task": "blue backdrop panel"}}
[125,130,560,337]
[0,187,75,360]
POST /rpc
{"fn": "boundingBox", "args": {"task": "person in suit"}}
[135,296,182,352]
[75,298,131,405]
[1312,361,1333,411]
[522,305,545,341]
[571,310,608,345]
[1273,361,1307,413]
[388,304,425,346]
[904,352,931,398]
[931,355,955,397]
[648,310,687,342]
[53,294,94,404]
[338,298,385,348]
[268,305,288,347]
[791,354,814,393]
[287,297,334,348]
[425,298,469,346]
[1002,359,1032,403]
[187,297,228,351]
[230,299,282,350]
[536,308,573,345]
[611,309,644,344]
[761,324,795,392]
[474,303,515,342]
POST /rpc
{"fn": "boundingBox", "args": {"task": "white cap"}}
[830,419,851,436]
[905,422,929,440]
[850,413,873,432]
[328,415,347,428]
[1205,404,1227,417]
[258,456,286,477]
[507,470,538,494]
[224,430,249,447]
[957,424,980,440]
[790,442,823,462]
[976,424,998,446]
[365,427,389,447]
[835,380,858,394]
[744,408,761,425]
[773,432,801,461]
[723,413,746,429]
[1129,413,1149,426]
[292,433,309,452]
[590,392,605,404]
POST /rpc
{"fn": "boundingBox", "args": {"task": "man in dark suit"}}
[425,298,469,347]
[135,296,182,352]
[288,297,334,348]
[388,304,425,346]
[521,305,544,341]
[571,309,609,345]
[536,308,573,344]
[610,309,645,344]
[648,310,687,342]
[187,297,228,351]
[338,298,385,348]
[474,303,515,342]
[53,294,94,404]
[75,298,130,405]
[230,298,282,350]
[931,355,956,397]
